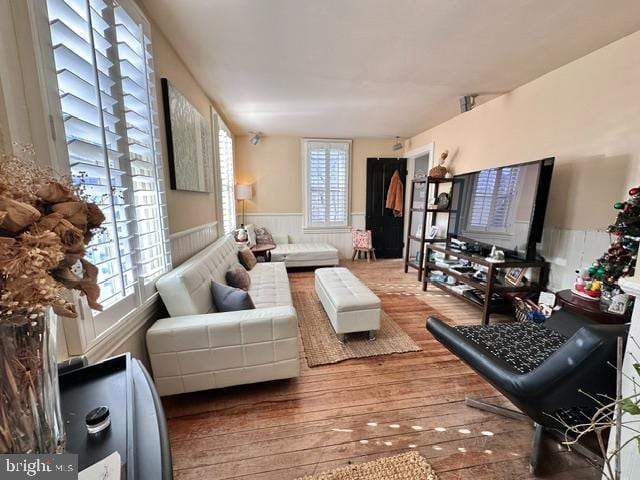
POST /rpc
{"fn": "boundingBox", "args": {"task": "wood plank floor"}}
[162,259,600,480]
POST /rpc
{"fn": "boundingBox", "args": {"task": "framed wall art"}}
[161,78,213,192]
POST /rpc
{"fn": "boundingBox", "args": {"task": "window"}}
[215,116,236,234]
[42,0,170,324]
[302,139,351,230]
[468,166,521,232]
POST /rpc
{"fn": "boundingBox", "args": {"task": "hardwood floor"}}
[162,259,600,480]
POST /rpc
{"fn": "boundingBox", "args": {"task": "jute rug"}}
[293,291,422,367]
[295,452,438,480]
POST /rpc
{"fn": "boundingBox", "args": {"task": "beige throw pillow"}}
[238,246,257,270]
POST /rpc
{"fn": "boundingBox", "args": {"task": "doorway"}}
[365,157,407,258]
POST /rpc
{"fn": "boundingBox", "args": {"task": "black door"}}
[365,157,407,258]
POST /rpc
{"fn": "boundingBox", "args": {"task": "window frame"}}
[213,111,236,235]
[301,138,352,233]
[32,0,171,352]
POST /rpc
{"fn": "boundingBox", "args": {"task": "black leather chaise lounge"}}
[426,309,628,473]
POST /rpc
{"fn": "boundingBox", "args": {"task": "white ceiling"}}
[141,0,640,138]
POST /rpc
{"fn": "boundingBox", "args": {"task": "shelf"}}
[426,208,450,213]
[405,176,453,278]
[424,261,542,293]
[408,236,447,243]
[424,262,486,290]
[427,243,548,269]
[428,281,512,312]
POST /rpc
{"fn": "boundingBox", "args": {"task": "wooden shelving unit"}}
[422,243,549,325]
[403,176,452,280]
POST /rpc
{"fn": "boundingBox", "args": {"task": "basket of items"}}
[512,294,553,323]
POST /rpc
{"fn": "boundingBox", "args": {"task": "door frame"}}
[403,142,434,258]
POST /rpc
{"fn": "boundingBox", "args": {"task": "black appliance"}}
[447,158,554,260]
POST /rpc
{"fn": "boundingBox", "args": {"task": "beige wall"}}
[407,30,640,232]
[144,11,220,233]
[235,136,404,214]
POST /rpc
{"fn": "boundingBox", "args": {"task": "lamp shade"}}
[236,184,253,201]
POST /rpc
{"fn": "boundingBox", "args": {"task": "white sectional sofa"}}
[146,235,300,396]
[271,234,339,268]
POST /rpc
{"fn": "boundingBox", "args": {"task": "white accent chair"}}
[146,235,300,396]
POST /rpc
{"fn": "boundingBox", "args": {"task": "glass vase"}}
[0,308,65,453]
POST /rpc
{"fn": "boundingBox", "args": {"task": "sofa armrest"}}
[272,234,289,245]
[146,306,300,395]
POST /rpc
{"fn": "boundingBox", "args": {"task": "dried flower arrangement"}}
[0,144,105,319]
[0,144,106,453]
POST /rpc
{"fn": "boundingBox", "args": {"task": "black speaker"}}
[459,95,475,113]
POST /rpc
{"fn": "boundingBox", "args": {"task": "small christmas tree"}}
[588,186,640,290]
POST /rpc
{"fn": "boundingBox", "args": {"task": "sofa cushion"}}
[271,243,338,263]
[454,322,568,374]
[238,247,257,270]
[156,235,239,317]
[248,262,292,308]
[226,263,251,290]
[210,281,255,313]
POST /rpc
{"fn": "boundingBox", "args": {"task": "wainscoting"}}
[169,221,219,266]
[242,213,366,259]
[541,228,611,291]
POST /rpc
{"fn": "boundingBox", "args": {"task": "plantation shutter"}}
[217,119,236,234]
[44,0,170,316]
[305,140,351,228]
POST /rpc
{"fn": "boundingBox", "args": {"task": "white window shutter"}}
[44,0,170,317]
[216,119,236,234]
[304,139,351,229]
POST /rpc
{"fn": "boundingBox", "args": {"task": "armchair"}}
[426,309,628,473]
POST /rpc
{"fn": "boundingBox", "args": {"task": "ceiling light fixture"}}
[392,136,403,151]
[248,131,261,145]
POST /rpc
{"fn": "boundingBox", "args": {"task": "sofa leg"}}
[368,330,376,341]
[529,423,544,474]
[338,333,347,344]
[465,396,528,422]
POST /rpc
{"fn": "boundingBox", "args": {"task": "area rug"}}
[295,452,438,480]
[293,291,422,367]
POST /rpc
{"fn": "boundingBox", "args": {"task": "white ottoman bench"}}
[315,267,381,342]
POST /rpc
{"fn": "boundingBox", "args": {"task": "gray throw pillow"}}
[226,263,251,290]
[238,246,257,270]
[210,281,255,312]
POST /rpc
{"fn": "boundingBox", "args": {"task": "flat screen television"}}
[447,157,554,260]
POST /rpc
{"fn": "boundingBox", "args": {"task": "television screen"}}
[447,158,554,259]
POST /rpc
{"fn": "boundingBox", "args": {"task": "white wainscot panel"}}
[169,222,219,266]
[541,228,611,291]
[242,213,366,259]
